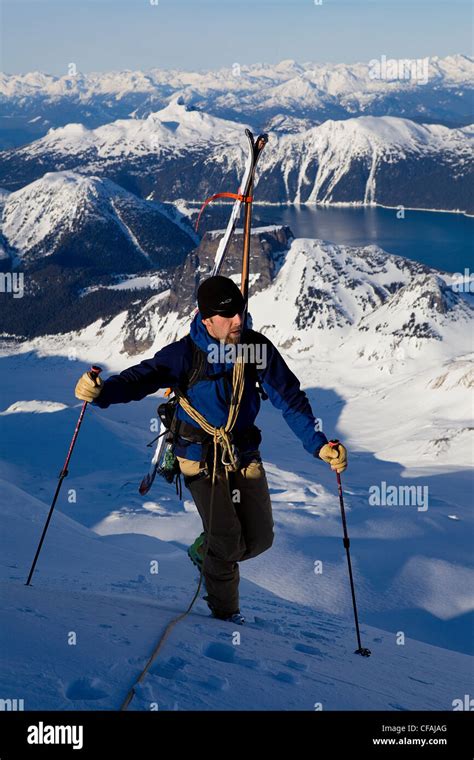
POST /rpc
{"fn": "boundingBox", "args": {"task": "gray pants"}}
[178,452,274,615]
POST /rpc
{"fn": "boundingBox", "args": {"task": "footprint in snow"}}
[151,656,189,682]
[301,631,331,643]
[238,657,263,670]
[285,659,308,672]
[253,616,284,634]
[203,642,236,663]
[294,643,323,657]
[66,678,108,701]
[273,671,299,684]
[203,675,230,691]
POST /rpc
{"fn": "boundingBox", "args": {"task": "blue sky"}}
[1,0,472,75]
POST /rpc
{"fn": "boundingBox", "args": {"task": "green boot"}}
[187,532,206,569]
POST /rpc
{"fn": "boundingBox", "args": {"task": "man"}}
[75,276,347,624]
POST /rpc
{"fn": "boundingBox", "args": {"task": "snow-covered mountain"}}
[2,55,471,105]
[102,230,473,368]
[2,222,472,364]
[260,116,473,209]
[5,225,469,468]
[0,98,250,202]
[0,54,472,149]
[43,227,469,469]
[0,170,199,339]
[0,100,471,212]
[0,170,196,271]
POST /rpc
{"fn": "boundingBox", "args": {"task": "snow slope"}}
[0,471,471,711]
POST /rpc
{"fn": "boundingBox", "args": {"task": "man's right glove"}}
[75,372,104,402]
[318,442,348,473]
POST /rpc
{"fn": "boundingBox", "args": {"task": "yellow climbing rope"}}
[175,353,246,474]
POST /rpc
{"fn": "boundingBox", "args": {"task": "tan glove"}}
[319,442,348,473]
[75,371,104,402]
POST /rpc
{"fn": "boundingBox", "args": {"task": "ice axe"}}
[329,439,371,657]
[25,366,102,586]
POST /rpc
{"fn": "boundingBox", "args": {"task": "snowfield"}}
[0,474,471,711]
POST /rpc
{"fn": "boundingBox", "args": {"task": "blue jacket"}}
[93,312,328,462]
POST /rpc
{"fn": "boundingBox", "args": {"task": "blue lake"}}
[203,205,473,274]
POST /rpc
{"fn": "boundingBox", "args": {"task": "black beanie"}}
[197,276,245,319]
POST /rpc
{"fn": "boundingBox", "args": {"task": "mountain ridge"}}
[1,104,471,212]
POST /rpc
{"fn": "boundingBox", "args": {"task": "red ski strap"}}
[195,191,253,232]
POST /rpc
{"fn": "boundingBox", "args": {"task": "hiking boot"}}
[219,611,245,625]
[205,598,245,625]
[211,609,245,625]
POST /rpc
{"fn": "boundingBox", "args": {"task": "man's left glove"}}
[317,442,348,473]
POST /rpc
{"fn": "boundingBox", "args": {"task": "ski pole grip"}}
[329,438,340,452]
[88,365,103,383]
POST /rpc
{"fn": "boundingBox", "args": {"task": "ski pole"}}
[329,439,371,657]
[25,365,102,587]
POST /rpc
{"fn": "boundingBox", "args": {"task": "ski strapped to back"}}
[138,129,268,496]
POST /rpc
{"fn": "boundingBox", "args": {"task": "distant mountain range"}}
[0,55,472,345]
[0,100,472,212]
[0,55,472,149]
